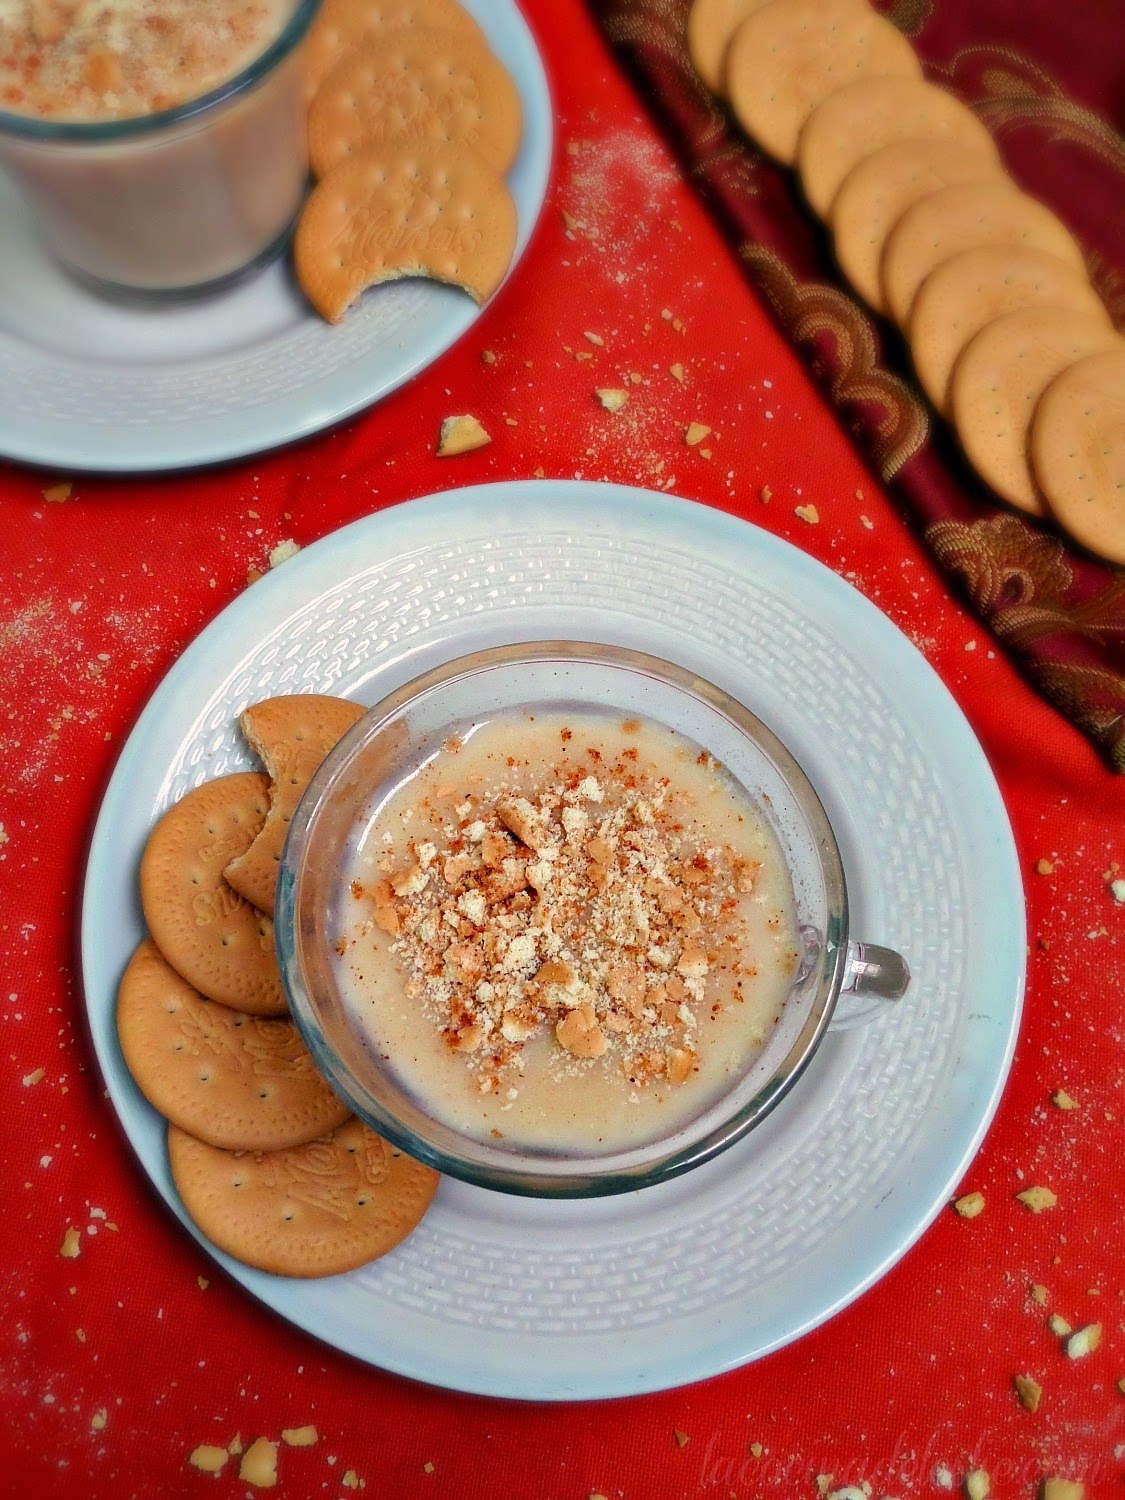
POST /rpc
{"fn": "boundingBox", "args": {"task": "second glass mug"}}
[0,0,320,296]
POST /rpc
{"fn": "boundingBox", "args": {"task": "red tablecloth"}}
[1,3,1123,1495]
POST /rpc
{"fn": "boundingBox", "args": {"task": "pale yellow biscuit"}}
[797,77,999,219]
[308,28,523,180]
[909,245,1108,415]
[225,694,366,915]
[950,309,1120,514]
[117,939,350,1152]
[168,1118,440,1278]
[140,773,287,1016]
[1031,346,1125,565]
[304,0,485,103]
[296,142,518,324]
[831,140,1000,312]
[726,0,921,165]
[881,180,1087,328]
[686,0,775,97]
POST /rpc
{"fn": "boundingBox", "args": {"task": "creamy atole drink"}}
[0,0,312,291]
[334,712,801,1154]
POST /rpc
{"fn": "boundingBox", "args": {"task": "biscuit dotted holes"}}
[283,1210,295,1221]
[356,1195,369,1206]
[199,1070,211,1083]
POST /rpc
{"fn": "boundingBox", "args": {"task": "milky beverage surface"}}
[334,711,801,1155]
[0,0,294,120]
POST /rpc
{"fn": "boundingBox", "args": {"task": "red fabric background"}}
[1,2,1123,1495]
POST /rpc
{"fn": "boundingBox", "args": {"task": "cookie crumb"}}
[794,504,819,524]
[189,1445,229,1474]
[197,1275,209,1290]
[89,1408,107,1432]
[1110,878,1125,903]
[670,363,684,382]
[59,1227,81,1258]
[1047,1313,1071,1336]
[684,422,711,446]
[268,539,300,569]
[239,1437,278,1488]
[759,485,772,503]
[1030,1283,1048,1305]
[481,349,497,364]
[673,1429,689,1448]
[965,1469,990,1499]
[42,481,72,502]
[423,1461,435,1474]
[953,1191,985,1218]
[1052,1089,1079,1110]
[1041,1481,1084,1500]
[1035,858,1054,875]
[749,1442,763,1458]
[22,1067,45,1087]
[1014,1373,1042,1412]
[1017,1185,1057,1212]
[437,415,491,457]
[282,1426,318,1447]
[1065,1323,1101,1358]
[596,388,629,413]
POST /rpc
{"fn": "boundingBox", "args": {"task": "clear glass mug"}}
[0,0,319,296]
[277,642,911,1198]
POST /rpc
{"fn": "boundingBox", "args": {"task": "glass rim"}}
[0,0,320,144]
[277,640,852,1198]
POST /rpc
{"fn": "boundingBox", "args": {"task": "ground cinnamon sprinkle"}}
[350,737,760,1097]
[0,0,282,121]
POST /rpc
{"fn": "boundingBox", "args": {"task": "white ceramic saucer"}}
[80,482,1025,1399]
[0,0,551,473]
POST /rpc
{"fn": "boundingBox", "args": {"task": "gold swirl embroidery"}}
[740,245,929,479]
[927,515,1125,769]
[873,0,934,39]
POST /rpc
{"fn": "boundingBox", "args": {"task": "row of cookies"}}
[687,0,1124,564]
[295,0,522,322]
[118,694,440,1278]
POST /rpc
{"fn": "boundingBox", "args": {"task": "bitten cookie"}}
[949,308,1120,514]
[225,694,366,915]
[117,939,350,1152]
[1031,346,1125,565]
[304,0,485,103]
[725,0,921,166]
[908,245,1108,416]
[308,28,523,179]
[296,142,518,323]
[830,139,1000,313]
[140,773,287,1016]
[168,1118,440,1277]
[881,180,1088,328]
[796,76,998,219]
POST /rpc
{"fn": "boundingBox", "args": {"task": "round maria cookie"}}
[225,694,366,915]
[881,180,1088,329]
[304,0,485,103]
[909,245,1109,416]
[950,308,1121,514]
[168,1118,441,1278]
[830,139,1001,313]
[796,77,999,220]
[117,939,351,1152]
[725,0,921,166]
[140,773,288,1016]
[1031,346,1125,566]
[308,28,523,180]
[296,142,518,324]
[686,0,775,97]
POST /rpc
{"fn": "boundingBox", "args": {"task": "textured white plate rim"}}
[0,0,552,474]
[80,481,1025,1399]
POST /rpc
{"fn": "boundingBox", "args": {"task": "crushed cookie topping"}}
[351,738,761,1096]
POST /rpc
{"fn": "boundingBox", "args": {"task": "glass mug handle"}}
[829,942,911,1031]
